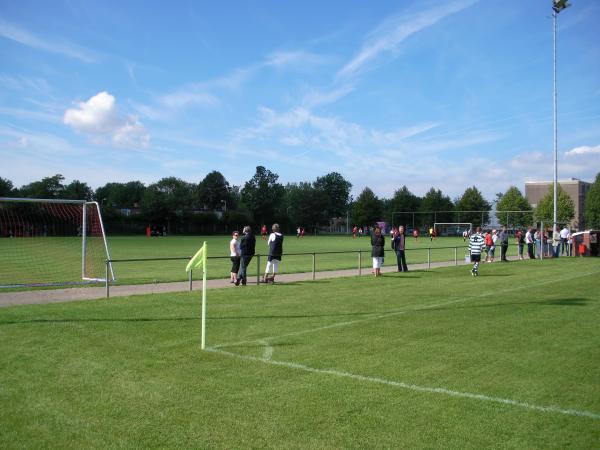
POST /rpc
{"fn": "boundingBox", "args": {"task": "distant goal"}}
[0,198,115,288]
[434,222,472,237]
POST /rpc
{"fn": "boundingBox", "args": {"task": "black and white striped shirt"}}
[469,233,486,255]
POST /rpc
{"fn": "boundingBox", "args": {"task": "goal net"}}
[433,223,472,237]
[0,198,115,287]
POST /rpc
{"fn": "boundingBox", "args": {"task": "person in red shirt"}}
[412,229,419,242]
[261,224,268,240]
[352,226,358,238]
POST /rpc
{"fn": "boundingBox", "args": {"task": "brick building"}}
[525,178,592,229]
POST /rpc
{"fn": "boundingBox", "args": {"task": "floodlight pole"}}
[552,0,570,239]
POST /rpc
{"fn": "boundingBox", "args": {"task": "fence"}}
[104,244,541,297]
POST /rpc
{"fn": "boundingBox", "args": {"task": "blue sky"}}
[1,0,599,200]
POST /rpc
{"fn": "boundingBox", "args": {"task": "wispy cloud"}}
[565,144,600,156]
[0,19,98,63]
[337,0,477,80]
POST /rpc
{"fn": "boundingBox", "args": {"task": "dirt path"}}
[0,257,516,307]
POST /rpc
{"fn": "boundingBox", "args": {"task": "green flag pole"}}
[186,242,208,349]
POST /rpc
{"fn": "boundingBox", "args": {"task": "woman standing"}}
[229,231,241,284]
[371,226,385,277]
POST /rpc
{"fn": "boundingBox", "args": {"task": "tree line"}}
[1,169,599,233]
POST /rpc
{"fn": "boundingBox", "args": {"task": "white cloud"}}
[63,92,149,148]
[265,50,325,68]
[337,0,477,80]
[565,144,600,156]
[0,19,97,63]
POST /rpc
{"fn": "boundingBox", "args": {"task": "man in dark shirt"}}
[499,225,509,262]
[392,225,408,272]
[236,225,256,286]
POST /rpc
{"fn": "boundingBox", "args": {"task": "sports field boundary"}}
[0,255,521,307]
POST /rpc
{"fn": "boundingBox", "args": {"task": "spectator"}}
[484,230,493,262]
[262,223,284,284]
[515,229,525,260]
[499,226,509,262]
[391,225,408,272]
[235,226,256,286]
[229,231,240,284]
[526,227,535,259]
[560,225,569,255]
[371,226,385,277]
[552,228,561,258]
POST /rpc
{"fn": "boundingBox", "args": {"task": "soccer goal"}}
[434,222,472,237]
[0,197,115,288]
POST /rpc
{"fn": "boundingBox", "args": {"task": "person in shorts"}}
[263,223,284,283]
[229,231,241,284]
[468,227,485,276]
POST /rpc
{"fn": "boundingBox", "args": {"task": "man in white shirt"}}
[525,227,535,259]
[559,226,570,256]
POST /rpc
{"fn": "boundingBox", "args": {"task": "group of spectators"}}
[229,224,284,286]
[521,225,573,259]
[370,226,409,276]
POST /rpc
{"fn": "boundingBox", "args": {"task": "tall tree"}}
[240,166,284,225]
[313,172,352,218]
[141,177,195,229]
[61,180,93,200]
[284,182,324,228]
[96,181,146,209]
[387,185,420,227]
[454,186,491,227]
[19,174,65,198]
[0,177,14,196]
[197,170,231,211]
[419,188,454,226]
[584,172,600,229]
[534,185,575,225]
[495,186,533,227]
[351,187,383,226]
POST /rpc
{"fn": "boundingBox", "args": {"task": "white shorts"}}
[372,257,383,269]
[265,259,280,274]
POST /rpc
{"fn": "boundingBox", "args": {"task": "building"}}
[525,178,592,229]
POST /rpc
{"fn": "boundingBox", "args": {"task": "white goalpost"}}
[0,197,115,287]
[434,222,473,237]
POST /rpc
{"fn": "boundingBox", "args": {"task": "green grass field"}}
[1,234,476,287]
[1,258,598,448]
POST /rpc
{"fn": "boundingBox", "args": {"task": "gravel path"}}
[0,257,512,308]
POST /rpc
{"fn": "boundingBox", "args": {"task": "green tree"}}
[534,185,575,225]
[419,188,454,226]
[495,186,533,227]
[584,172,600,228]
[96,181,146,209]
[19,174,65,198]
[197,171,231,211]
[313,172,352,219]
[284,182,324,228]
[141,177,195,231]
[454,186,491,227]
[0,177,14,196]
[61,180,93,200]
[351,187,383,226]
[240,166,284,225]
[387,185,420,227]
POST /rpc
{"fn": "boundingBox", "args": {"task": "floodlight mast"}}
[552,0,570,237]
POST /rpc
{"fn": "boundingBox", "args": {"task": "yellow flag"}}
[186,242,207,273]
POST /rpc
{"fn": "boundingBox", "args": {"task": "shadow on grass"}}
[423,297,591,312]
[0,309,387,326]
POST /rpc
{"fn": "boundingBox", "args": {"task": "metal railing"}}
[103,243,565,298]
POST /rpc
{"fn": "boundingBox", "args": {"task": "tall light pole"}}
[552,0,571,237]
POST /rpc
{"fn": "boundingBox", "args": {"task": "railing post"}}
[358,251,362,276]
[312,253,316,281]
[454,247,458,266]
[189,269,193,291]
[256,254,261,285]
[105,260,110,298]
[427,248,431,269]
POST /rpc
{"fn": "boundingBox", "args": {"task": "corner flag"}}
[186,242,208,349]
[186,242,207,274]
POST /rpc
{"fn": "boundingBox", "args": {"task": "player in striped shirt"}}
[468,226,486,277]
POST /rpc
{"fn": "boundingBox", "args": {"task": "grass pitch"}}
[0,258,598,448]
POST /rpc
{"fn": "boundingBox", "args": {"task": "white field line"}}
[214,269,600,350]
[206,347,600,420]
